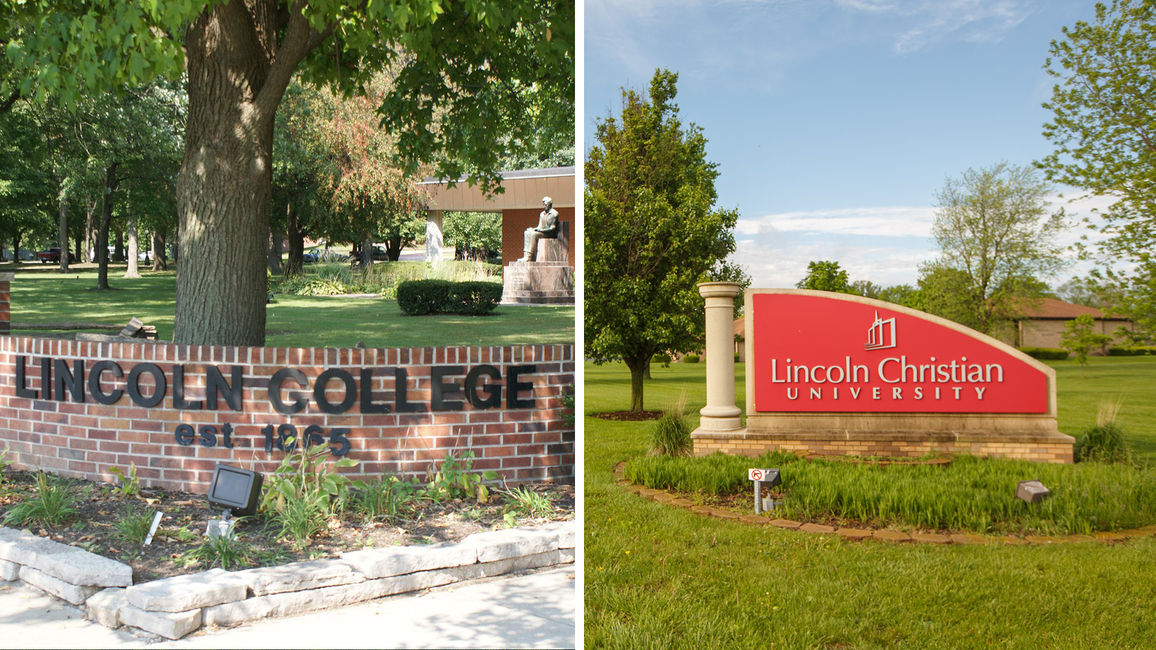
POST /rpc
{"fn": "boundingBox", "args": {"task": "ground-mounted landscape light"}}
[749,468,781,514]
[1016,479,1050,504]
[206,464,264,539]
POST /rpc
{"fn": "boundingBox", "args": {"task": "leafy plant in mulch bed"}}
[625,451,1156,536]
[0,455,572,583]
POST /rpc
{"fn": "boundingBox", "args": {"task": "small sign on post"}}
[749,468,781,514]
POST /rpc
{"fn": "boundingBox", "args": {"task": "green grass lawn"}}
[3,263,573,347]
[585,358,1156,648]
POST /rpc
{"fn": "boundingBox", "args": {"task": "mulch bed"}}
[593,411,663,421]
[0,469,573,584]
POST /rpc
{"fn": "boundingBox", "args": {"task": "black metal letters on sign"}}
[13,355,538,415]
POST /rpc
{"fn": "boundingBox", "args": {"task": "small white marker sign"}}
[749,468,770,482]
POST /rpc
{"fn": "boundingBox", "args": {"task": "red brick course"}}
[0,335,574,493]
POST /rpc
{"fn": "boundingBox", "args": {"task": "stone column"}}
[697,282,742,431]
[426,210,444,264]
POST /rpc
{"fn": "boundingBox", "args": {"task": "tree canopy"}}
[796,260,853,294]
[585,68,746,412]
[922,162,1067,336]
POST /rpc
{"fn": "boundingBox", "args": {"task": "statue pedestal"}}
[501,261,575,305]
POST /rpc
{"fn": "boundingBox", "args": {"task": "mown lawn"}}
[3,263,573,347]
[585,358,1156,648]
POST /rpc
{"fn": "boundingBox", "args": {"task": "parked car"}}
[371,245,388,261]
[37,248,74,264]
[302,250,320,263]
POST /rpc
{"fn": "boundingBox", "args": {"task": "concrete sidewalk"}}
[0,566,575,649]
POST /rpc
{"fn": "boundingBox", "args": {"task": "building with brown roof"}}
[1012,298,1133,353]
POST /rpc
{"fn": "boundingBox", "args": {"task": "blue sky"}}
[583,0,1112,290]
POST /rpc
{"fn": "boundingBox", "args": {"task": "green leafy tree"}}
[1060,313,1113,376]
[4,0,573,345]
[922,162,1067,335]
[445,212,502,261]
[796,260,853,293]
[585,69,746,412]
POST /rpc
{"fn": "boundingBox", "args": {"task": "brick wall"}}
[0,274,10,336]
[695,435,1073,463]
[0,336,574,493]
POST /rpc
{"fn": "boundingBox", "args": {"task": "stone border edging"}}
[0,522,575,640]
[614,462,1156,546]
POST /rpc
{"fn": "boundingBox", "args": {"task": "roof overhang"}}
[417,166,575,212]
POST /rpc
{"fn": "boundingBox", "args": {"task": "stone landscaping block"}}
[341,541,478,580]
[19,565,100,605]
[671,498,695,507]
[799,523,836,534]
[1025,535,1063,545]
[998,536,1029,546]
[0,527,131,587]
[653,493,676,502]
[1093,531,1127,542]
[234,559,365,596]
[1116,529,1151,538]
[835,528,873,539]
[120,603,201,640]
[449,550,565,582]
[911,533,951,544]
[639,488,661,497]
[86,587,127,628]
[0,558,18,581]
[126,568,248,612]
[769,519,801,530]
[949,534,988,545]
[538,522,576,549]
[1065,535,1096,543]
[559,547,575,564]
[690,505,713,515]
[872,530,912,542]
[203,568,459,628]
[464,528,559,564]
[740,515,768,524]
[711,509,740,520]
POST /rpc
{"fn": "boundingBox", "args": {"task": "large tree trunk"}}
[151,230,168,271]
[384,234,403,261]
[174,1,321,345]
[113,229,125,262]
[11,233,20,264]
[359,235,373,269]
[96,163,119,290]
[84,200,95,262]
[57,182,69,273]
[124,214,140,278]
[284,205,303,277]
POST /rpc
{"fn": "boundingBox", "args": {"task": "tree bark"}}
[173,0,331,345]
[384,234,403,261]
[96,163,119,290]
[151,230,168,271]
[284,204,303,276]
[84,200,95,262]
[124,214,140,278]
[359,235,374,269]
[12,233,20,264]
[57,181,70,273]
[267,225,283,274]
[113,229,125,262]
[624,354,648,412]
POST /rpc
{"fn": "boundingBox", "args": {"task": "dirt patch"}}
[0,469,573,583]
[593,411,663,421]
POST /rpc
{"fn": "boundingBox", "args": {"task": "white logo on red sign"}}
[865,311,897,351]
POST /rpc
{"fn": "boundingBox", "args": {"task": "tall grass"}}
[1076,400,1132,464]
[276,261,500,299]
[649,393,693,457]
[625,452,1156,535]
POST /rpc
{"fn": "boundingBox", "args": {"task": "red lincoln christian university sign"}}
[751,292,1048,414]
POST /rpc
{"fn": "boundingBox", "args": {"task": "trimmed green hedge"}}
[1108,346,1156,356]
[397,280,502,316]
[1018,347,1069,360]
[683,354,700,363]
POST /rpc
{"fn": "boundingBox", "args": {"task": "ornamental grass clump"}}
[1077,400,1132,464]
[3,472,79,528]
[649,396,693,457]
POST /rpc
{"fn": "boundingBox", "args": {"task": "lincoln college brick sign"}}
[0,278,574,492]
[693,284,1073,463]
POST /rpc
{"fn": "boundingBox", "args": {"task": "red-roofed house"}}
[1012,298,1133,353]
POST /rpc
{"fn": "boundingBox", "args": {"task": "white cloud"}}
[838,0,1033,53]
[737,205,937,237]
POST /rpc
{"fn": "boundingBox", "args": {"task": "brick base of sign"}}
[693,430,1074,463]
[0,336,574,494]
[0,523,575,640]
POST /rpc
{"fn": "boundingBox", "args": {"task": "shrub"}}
[352,476,422,522]
[114,506,155,546]
[1108,346,1156,356]
[651,353,672,364]
[650,398,693,457]
[1018,347,1069,360]
[397,280,501,315]
[426,452,499,503]
[4,472,79,527]
[682,354,700,363]
[1077,400,1132,464]
[503,485,555,520]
